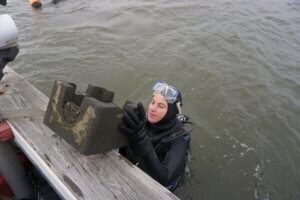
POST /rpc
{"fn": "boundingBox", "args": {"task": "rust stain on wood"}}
[0,84,10,95]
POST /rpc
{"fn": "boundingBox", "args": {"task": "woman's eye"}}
[158,104,165,109]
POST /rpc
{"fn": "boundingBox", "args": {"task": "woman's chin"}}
[148,117,158,124]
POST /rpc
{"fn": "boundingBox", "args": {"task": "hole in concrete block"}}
[62,100,80,124]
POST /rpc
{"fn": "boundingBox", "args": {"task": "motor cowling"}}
[0,14,19,81]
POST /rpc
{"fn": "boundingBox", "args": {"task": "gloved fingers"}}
[136,127,146,140]
[137,103,146,121]
[124,106,140,126]
[119,124,134,136]
[133,106,139,115]
[122,111,139,129]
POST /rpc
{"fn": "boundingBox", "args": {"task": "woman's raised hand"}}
[119,103,147,142]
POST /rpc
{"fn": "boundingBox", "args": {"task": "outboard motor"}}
[0,14,19,81]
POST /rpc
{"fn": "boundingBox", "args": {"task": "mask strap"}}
[176,101,182,114]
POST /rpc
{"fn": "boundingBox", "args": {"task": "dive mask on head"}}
[152,81,179,104]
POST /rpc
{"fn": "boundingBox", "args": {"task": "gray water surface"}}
[2,0,300,199]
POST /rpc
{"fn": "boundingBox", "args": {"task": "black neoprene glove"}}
[119,103,147,143]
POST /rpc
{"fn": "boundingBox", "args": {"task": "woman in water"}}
[119,81,191,191]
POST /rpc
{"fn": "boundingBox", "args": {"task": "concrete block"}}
[43,81,128,155]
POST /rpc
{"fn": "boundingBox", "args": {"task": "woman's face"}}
[147,93,168,123]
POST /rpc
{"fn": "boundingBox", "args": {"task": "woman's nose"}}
[150,104,157,112]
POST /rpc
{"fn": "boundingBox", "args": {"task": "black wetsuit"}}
[120,119,190,191]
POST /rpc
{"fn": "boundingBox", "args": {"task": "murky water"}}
[2,0,300,199]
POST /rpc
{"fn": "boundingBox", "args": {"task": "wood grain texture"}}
[0,67,180,200]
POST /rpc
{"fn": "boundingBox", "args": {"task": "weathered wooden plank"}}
[0,67,180,200]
